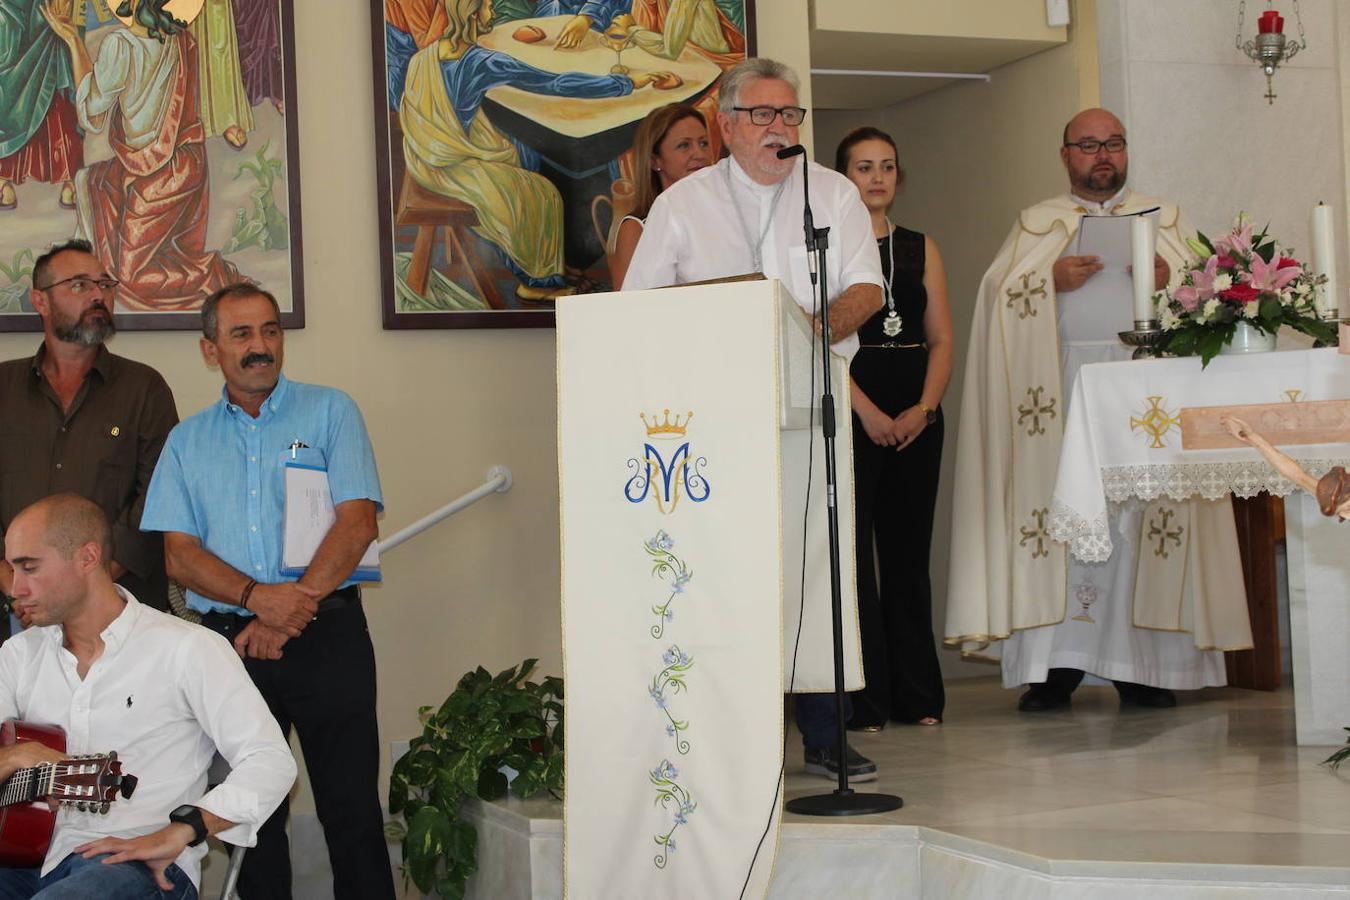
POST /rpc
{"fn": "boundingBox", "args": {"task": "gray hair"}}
[718,58,801,114]
[201,282,281,341]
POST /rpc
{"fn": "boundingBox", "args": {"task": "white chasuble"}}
[945,191,1246,686]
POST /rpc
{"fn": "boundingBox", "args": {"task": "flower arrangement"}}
[1158,214,1335,365]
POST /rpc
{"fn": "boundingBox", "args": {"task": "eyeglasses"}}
[733,106,807,126]
[1064,137,1127,155]
[35,275,121,295]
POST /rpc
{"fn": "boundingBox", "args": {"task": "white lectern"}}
[556,279,863,899]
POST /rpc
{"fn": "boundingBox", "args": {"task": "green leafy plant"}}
[386,659,564,899]
[1323,727,1350,771]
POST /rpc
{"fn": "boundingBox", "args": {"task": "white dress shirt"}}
[0,589,297,889]
[624,155,884,359]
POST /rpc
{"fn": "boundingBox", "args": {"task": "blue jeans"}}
[0,852,196,900]
[795,692,853,751]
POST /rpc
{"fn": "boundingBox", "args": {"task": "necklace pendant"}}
[882,311,902,337]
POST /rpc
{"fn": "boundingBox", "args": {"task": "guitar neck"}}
[0,763,52,808]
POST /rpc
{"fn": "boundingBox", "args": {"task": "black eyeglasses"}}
[35,275,120,295]
[1064,137,1127,155]
[733,106,807,126]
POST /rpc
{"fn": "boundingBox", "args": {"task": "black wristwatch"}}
[917,402,938,425]
[169,804,208,847]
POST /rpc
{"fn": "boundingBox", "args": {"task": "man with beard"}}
[945,108,1252,712]
[0,239,179,629]
[625,58,885,781]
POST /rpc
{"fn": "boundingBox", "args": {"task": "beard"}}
[53,305,115,347]
[1076,161,1127,196]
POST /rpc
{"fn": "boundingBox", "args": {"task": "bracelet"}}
[240,579,258,610]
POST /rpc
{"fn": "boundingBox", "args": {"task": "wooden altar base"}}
[463,677,1349,899]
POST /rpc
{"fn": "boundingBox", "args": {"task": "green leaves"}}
[388,659,565,897]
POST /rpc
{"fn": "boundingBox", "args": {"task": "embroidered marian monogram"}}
[1005,271,1047,319]
[625,410,711,514]
[1130,395,1181,449]
[1019,508,1051,558]
[1147,508,1184,558]
[1017,386,1057,436]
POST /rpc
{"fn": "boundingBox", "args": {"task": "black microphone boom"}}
[776,144,805,159]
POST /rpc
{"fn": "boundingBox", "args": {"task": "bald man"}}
[0,494,294,899]
[944,109,1252,713]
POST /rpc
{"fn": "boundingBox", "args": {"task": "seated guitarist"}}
[0,494,296,899]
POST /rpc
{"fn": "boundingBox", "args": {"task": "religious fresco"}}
[373,0,754,329]
[0,0,303,332]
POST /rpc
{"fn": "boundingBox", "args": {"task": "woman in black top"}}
[836,127,954,728]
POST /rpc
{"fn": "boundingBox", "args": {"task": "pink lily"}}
[1174,255,1220,311]
[1214,221,1254,257]
[1246,253,1301,293]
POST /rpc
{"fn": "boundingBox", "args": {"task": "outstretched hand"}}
[39,0,79,44]
[1220,415,1253,443]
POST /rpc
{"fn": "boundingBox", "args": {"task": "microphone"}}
[776,144,805,160]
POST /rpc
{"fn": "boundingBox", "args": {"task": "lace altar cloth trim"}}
[1049,458,1350,563]
[1048,502,1112,563]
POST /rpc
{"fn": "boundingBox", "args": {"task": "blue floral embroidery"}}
[645,531,692,639]
[650,759,696,868]
[650,645,693,754]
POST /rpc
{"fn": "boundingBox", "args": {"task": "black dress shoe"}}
[847,721,884,733]
[1119,684,1177,708]
[1018,687,1070,712]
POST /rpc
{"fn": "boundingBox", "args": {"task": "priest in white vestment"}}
[626,57,886,778]
[945,108,1253,711]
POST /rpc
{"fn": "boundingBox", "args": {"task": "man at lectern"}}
[625,57,885,781]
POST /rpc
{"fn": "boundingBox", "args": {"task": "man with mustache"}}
[625,58,885,782]
[141,283,393,898]
[0,239,179,631]
[946,108,1252,713]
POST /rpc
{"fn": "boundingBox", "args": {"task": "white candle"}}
[1311,202,1339,317]
[1131,215,1156,324]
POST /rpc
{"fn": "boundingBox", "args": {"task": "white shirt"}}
[0,589,297,889]
[624,156,884,359]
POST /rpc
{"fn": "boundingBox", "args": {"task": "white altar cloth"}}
[1048,347,1350,745]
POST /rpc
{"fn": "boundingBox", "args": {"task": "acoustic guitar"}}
[0,720,138,867]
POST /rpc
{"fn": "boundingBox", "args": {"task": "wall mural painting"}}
[373,0,755,329]
[0,0,303,332]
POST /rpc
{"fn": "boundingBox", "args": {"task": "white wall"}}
[1097,0,1349,304]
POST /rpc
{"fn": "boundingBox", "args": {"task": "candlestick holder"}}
[1118,320,1168,360]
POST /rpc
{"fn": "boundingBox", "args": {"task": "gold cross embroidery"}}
[1018,508,1051,559]
[1285,389,1302,403]
[1005,272,1047,319]
[1147,508,1184,558]
[1130,395,1181,449]
[1017,386,1056,436]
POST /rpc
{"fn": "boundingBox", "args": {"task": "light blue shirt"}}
[142,374,383,615]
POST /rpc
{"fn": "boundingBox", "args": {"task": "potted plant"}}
[387,659,563,899]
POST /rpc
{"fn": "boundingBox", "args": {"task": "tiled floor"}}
[783,676,1350,870]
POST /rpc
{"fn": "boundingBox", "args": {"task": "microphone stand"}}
[780,149,902,818]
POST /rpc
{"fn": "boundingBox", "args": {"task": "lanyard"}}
[723,161,788,272]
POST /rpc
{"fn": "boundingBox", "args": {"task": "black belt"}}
[202,584,360,624]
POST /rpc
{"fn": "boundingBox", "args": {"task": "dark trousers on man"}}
[201,596,395,900]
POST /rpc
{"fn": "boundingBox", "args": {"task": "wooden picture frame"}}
[373,0,755,330]
[0,0,304,332]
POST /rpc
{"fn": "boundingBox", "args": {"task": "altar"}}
[1049,347,1350,745]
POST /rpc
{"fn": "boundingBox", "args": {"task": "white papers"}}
[1060,209,1159,340]
[282,463,381,581]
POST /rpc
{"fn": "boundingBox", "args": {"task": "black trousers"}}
[849,407,947,725]
[201,599,395,900]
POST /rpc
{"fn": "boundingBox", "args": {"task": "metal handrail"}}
[378,466,513,554]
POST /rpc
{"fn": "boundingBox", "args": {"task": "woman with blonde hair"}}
[608,102,710,289]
